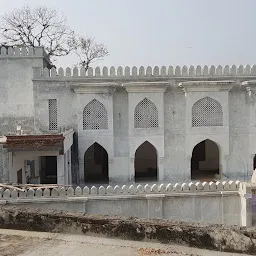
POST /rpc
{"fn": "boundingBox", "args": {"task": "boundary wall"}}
[1,46,255,78]
[35,64,256,78]
[0,181,252,227]
[0,180,241,198]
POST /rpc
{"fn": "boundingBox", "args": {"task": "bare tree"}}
[0,5,74,62]
[69,35,109,70]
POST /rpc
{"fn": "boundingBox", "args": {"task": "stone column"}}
[181,155,192,182]
[146,195,164,219]
[129,157,135,183]
[68,149,72,184]
[34,156,40,178]
[108,158,114,183]
[64,152,69,185]
[240,183,252,226]
[248,154,254,180]
[158,157,164,182]
[219,146,229,179]
[57,155,65,185]
[1,148,10,183]
[63,153,66,185]
[79,160,84,184]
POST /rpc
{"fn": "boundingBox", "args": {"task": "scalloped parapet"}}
[34,65,256,79]
[0,181,242,201]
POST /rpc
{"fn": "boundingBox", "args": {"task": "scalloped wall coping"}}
[33,65,256,79]
[0,46,46,58]
[0,181,243,200]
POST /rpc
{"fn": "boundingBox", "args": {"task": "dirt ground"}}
[0,229,251,256]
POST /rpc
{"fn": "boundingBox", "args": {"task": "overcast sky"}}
[1,0,256,68]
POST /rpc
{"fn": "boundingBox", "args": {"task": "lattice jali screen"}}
[83,99,108,130]
[192,97,223,127]
[48,99,58,130]
[134,98,159,128]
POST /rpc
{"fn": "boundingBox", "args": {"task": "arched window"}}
[83,99,108,130]
[192,97,223,127]
[134,98,158,128]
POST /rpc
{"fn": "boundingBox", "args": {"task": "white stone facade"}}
[1,46,256,185]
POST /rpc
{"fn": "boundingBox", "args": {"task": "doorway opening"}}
[135,141,157,182]
[17,168,22,184]
[84,143,109,183]
[191,139,220,181]
[40,156,57,184]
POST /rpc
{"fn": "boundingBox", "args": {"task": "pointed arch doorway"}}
[134,141,158,182]
[84,143,109,183]
[191,139,220,181]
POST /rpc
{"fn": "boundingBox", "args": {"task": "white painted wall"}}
[76,89,114,183]
[31,79,254,184]
[2,187,245,226]
[0,47,47,135]
[1,48,255,184]
[126,84,166,181]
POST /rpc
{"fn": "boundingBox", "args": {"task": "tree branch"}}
[0,5,73,63]
[68,35,109,70]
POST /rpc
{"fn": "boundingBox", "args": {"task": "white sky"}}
[0,0,256,68]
